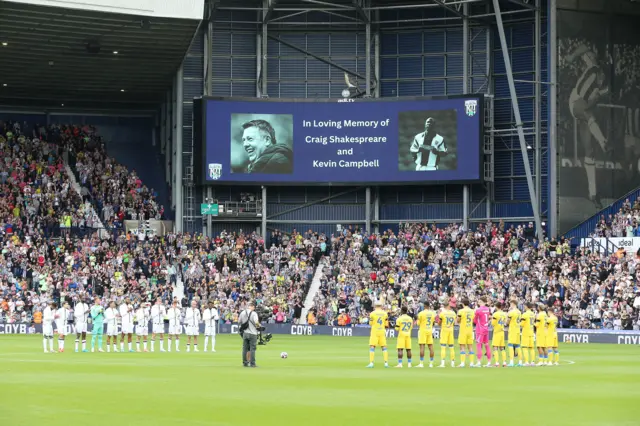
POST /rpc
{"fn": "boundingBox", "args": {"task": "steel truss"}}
[182,0,548,237]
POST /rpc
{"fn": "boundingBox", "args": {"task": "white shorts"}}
[75,323,87,334]
[55,322,66,335]
[43,324,54,337]
[169,325,182,335]
[106,323,119,336]
[152,323,165,334]
[569,89,592,121]
[185,325,199,336]
[204,326,216,336]
[136,325,149,336]
[121,323,134,334]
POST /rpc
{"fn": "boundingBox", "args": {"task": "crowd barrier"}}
[2,323,640,344]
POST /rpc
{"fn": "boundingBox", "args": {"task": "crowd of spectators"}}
[310,221,640,331]
[593,198,640,238]
[2,118,640,333]
[0,120,101,239]
[66,126,164,225]
[0,227,324,326]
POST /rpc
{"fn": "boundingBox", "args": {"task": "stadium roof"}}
[0,1,201,108]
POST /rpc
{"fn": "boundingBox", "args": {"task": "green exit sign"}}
[200,203,218,216]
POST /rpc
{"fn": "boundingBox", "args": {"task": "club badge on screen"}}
[208,163,222,180]
[465,100,478,117]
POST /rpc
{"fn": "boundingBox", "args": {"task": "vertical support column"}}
[165,91,172,184]
[373,187,379,234]
[549,0,558,237]
[374,10,380,99]
[492,0,543,240]
[364,0,371,97]
[261,0,269,97]
[175,66,184,233]
[256,33,263,97]
[365,187,371,234]
[462,2,470,230]
[534,0,542,219]
[206,187,213,237]
[171,84,177,208]
[463,185,470,230]
[261,186,267,244]
[485,8,493,221]
[160,103,166,155]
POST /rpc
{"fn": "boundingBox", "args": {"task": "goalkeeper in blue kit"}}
[90,298,105,352]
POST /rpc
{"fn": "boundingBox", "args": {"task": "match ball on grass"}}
[280,352,288,359]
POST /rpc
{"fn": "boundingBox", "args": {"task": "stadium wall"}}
[184,3,548,235]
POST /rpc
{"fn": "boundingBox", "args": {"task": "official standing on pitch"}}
[239,301,260,367]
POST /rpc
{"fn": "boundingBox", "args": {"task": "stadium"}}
[1,0,640,424]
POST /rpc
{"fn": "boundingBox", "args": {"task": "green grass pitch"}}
[1,335,639,426]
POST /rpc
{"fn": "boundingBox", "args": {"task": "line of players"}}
[40,297,220,354]
[367,297,560,369]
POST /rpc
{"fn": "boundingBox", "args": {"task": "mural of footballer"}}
[409,117,449,171]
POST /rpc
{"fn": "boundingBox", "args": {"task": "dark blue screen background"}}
[203,97,482,184]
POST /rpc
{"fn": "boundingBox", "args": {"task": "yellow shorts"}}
[418,330,434,345]
[440,330,454,346]
[491,333,505,348]
[369,334,387,348]
[458,330,474,346]
[397,336,412,350]
[521,334,534,348]
[507,330,521,346]
[546,333,558,348]
[536,333,547,347]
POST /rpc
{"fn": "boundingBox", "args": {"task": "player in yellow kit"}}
[457,298,475,367]
[438,304,457,368]
[367,300,389,368]
[506,299,523,367]
[535,304,548,366]
[520,303,536,366]
[491,301,508,367]
[416,302,436,368]
[545,306,559,366]
[394,306,414,368]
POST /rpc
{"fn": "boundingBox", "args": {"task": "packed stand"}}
[64,125,164,231]
[310,221,640,331]
[0,121,103,240]
[593,197,640,238]
[0,229,325,327]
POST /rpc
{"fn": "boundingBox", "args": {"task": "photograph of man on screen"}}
[230,115,294,174]
[397,109,458,172]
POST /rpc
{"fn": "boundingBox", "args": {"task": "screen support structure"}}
[462,1,469,231]
[492,0,543,240]
[548,0,558,237]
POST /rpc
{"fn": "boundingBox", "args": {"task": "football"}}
[280,352,288,359]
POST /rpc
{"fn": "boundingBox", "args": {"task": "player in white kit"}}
[167,300,182,352]
[135,303,151,352]
[150,298,166,352]
[410,117,448,171]
[55,302,70,352]
[567,44,610,209]
[119,298,135,352]
[42,302,56,353]
[203,301,220,352]
[104,301,120,352]
[184,300,201,352]
[74,298,90,353]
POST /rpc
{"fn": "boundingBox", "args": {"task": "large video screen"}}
[194,96,483,185]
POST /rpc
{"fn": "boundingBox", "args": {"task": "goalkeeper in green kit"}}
[90,298,105,352]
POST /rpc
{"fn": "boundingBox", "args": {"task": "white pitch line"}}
[565,360,575,365]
